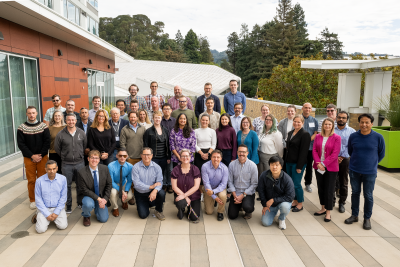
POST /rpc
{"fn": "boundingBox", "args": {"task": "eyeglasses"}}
[337,116,347,120]
[265,119,273,122]
[118,155,128,158]
[142,154,152,157]
[242,122,250,124]
[326,110,335,113]
[98,115,105,118]
[238,151,247,154]
[179,101,187,103]
[52,99,60,102]
[181,155,190,158]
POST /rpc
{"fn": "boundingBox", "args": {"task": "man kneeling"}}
[32,160,68,233]
[258,156,294,230]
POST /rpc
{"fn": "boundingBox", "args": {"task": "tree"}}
[183,29,201,63]
[226,32,239,74]
[175,30,184,51]
[199,36,214,63]
[220,59,232,72]
[318,27,344,59]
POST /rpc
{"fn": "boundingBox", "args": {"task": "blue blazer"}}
[237,130,259,164]
[108,118,129,148]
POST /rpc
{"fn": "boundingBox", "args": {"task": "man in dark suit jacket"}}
[77,150,112,227]
[195,83,221,118]
[109,107,129,161]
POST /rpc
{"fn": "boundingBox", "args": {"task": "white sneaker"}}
[279,219,286,230]
[29,202,36,210]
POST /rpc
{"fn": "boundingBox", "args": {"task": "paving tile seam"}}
[0,164,23,177]
[226,218,245,267]
[344,236,383,267]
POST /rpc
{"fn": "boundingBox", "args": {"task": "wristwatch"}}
[243,193,247,197]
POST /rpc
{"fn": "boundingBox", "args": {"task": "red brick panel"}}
[60,59,69,78]
[39,33,53,57]
[40,76,55,98]
[0,18,11,48]
[9,23,40,54]
[53,57,62,77]
[39,58,54,77]
[54,81,69,96]
[67,43,79,62]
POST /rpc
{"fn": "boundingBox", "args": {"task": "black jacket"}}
[143,125,171,159]
[195,94,221,118]
[286,128,311,169]
[258,170,295,207]
[77,120,92,134]
[77,165,112,205]
[108,118,129,148]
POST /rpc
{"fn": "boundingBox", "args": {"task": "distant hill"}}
[211,49,228,64]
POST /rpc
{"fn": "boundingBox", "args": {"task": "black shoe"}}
[314,211,326,216]
[363,219,371,230]
[66,205,72,214]
[292,206,303,212]
[177,208,184,220]
[217,213,224,221]
[214,201,217,207]
[324,215,331,222]
[344,215,358,224]
[339,204,345,213]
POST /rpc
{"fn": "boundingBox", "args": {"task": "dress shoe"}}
[83,217,91,227]
[66,205,72,214]
[339,204,345,213]
[363,218,371,230]
[167,186,174,194]
[256,197,261,201]
[314,211,326,216]
[243,213,252,220]
[292,206,303,212]
[344,215,358,224]
[217,213,224,221]
[128,198,136,205]
[31,214,37,224]
[112,208,119,217]
[214,201,218,207]
[122,202,128,210]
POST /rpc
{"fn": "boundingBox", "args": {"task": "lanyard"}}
[112,120,120,137]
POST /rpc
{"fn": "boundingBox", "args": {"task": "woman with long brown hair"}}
[138,109,153,130]
[215,113,237,167]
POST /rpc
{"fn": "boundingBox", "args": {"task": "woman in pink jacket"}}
[312,118,341,222]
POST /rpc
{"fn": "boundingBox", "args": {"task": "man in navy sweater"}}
[344,114,385,230]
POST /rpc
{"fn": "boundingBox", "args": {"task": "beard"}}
[337,121,346,126]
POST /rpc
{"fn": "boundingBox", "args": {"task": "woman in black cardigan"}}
[285,114,311,212]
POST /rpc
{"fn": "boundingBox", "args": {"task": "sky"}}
[99,0,400,55]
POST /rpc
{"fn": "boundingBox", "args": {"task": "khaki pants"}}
[110,188,134,210]
[36,207,68,234]
[202,186,227,214]
[24,155,48,202]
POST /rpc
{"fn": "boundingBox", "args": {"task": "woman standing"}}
[194,114,217,172]
[278,105,296,171]
[216,113,237,167]
[237,117,259,164]
[258,114,284,175]
[169,113,196,168]
[313,118,341,222]
[171,149,201,223]
[286,115,311,212]
[49,111,66,174]
[138,109,153,130]
[253,104,277,135]
[87,110,116,166]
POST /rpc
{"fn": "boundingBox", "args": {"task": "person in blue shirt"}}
[237,117,259,164]
[31,160,68,234]
[108,148,134,217]
[223,80,246,116]
[344,114,385,231]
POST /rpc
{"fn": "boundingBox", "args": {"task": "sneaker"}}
[66,205,72,214]
[29,202,36,210]
[77,205,82,209]
[279,219,286,230]
[305,185,312,193]
[155,211,166,221]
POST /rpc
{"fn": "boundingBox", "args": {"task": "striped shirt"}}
[44,106,66,122]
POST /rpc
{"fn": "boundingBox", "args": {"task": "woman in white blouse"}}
[258,114,284,176]
[277,105,296,170]
[194,114,217,172]
[252,104,277,135]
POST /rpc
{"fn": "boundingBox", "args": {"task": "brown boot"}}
[122,202,128,210]
[31,214,37,224]
[112,208,119,217]
[83,217,91,227]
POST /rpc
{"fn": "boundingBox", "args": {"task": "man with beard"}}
[168,85,193,111]
[125,84,148,111]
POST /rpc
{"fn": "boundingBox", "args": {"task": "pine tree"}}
[319,27,344,59]
[175,30,184,51]
[199,36,214,63]
[226,32,239,74]
[183,29,201,63]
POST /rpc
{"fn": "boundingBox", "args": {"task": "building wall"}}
[0,17,115,118]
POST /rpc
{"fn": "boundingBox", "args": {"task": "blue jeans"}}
[262,202,292,226]
[286,163,306,203]
[349,170,377,219]
[81,196,109,223]
[134,189,166,219]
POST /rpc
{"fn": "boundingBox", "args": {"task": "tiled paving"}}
[1,154,400,267]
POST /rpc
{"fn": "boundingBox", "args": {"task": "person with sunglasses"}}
[318,104,338,133]
[108,148,134,217]
[171,95,197,129]
[44,94,66,126]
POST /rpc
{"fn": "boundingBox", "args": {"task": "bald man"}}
[168,85,194,111]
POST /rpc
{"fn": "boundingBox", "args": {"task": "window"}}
[63,0,80,25]
[88,0,98,10]
[38,0,53,9]
[87,70,114,109]
[87,16,99,36]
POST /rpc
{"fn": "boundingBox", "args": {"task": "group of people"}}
[17,79,385,234]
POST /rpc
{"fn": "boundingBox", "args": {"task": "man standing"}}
[89,96,108,122]
[125,84,148,111]
[31,160,68,233]
[145,81,165,110]
[318,104,338,132]
[77,150,112,226]
[44,94,66,126]
[301,103,318,193]
[17,106,50,210]
[132,148,166,220]
[120,111,146,166]
[227,145,258,220]
[195,82,221,118]
[230,103,245,134]
[335,111,355,213]
[54,113,87,213]
[168,85,193,111]
[171,95,197,128]
[129,100,140,115]
[201,150,228,221]
[345,114,385,230]
[116,100,128,120]
[109,107,129,160]
[200,97,221,130]
[108,148,134,217]
[77,107,92,134]
[223,80,246,116]
[147,96,163,123]
[161,103,176,193]
[63,99,81,125]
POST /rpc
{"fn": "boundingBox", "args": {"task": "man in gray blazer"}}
[77,150,112,227]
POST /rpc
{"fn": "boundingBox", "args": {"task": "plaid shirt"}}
[147,108,162,123]
[125,95,148,111]
[168,96,194,111]
[145,94,165,110]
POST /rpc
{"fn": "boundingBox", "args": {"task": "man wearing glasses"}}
[171,95,197,128]
[145,81,165,110]
[318,104,338,133]
[168,85,194,111]
[125,84,148,111]
[334,111,355,213]
[77,150,112,227]
[44,94,66,126]
[108,148,134,217]
[231,103,245,134]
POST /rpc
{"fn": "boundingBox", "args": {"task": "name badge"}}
[309,122,315,127]
[116,137,120,141]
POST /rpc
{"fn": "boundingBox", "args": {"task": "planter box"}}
[373,126,400,172]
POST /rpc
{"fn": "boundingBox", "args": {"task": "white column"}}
[337,72,362,112]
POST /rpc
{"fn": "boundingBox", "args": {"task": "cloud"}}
[99,0,400,55]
